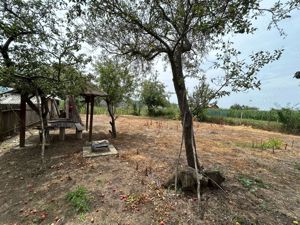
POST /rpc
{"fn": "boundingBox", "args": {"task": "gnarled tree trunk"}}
[169,51,201,169]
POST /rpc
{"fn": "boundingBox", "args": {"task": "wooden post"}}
[59,127,65,141]
[89,96,94,142]
[65,96,69,119]
[86,98,89,131]
[76,129,83,139]
[19,94,26,147]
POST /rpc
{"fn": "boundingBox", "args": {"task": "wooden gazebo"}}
[18,84,107,147]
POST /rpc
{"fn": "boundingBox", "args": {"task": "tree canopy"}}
[94,58,136,137]
[189,76,226,121]
[0,0,89,114]
[141,75,169,116]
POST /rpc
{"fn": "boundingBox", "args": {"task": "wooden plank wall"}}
[0,105,40,140]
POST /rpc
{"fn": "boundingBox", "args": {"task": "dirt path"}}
[0,115,299,225]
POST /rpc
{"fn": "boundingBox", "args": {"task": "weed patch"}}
[237,175,269,192]
[66,186,90,213]
[120,193,150,211]
[257,138,283,150]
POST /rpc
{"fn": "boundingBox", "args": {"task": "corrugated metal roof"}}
[0,93,39,105]
[0,86,13,94]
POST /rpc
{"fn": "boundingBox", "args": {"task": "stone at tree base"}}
[163,167,225,194]
[203,170,225,188]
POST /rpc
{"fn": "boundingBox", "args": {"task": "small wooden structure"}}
[42,85,107,143]
[46,118,84,141]
[14,83,107,146]
[81,86,107,142]
[45,95,83,141]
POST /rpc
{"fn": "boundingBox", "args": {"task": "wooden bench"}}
[37,120,84,141]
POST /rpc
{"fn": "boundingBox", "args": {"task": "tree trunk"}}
[169,52,200,169]
[41,95,49,127]
[106,101,117,138]
[110,119,117,138]
[19,94,26,147]
[36,90,46,166]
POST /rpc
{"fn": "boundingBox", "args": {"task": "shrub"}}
[277,108,300,134]
[66,186,90,213]
[148,104,180,119]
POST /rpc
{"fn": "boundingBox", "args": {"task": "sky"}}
[154,5,300,110]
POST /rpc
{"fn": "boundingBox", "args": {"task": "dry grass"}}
[0,115,299,225]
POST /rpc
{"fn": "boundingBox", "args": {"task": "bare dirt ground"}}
[0,115,299,225]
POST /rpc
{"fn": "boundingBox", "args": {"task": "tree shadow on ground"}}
[0,128,156,224]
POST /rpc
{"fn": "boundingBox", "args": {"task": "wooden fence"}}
[0,104,40,140]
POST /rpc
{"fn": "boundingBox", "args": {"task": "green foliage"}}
[94,58,136,137]
[257,138,283,150]
[205,116,282,132]
[230,104,259,110]
[203,107,300,135]
[0,0,89,117]
[66,186,90,213]
[189,76,227,121]
[129,99,143,116]
[149,104,180,119]
[206,108,279,122]
[80,102,180,120]
[237,138,284,150]
[79,213,86,222]
[277,108,300,133]
[141,76,170,116]
[238,175,269,192]
[95,59,136,107]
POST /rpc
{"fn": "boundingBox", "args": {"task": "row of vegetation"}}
[206,108,280,122]
[81,93,300,135]
[203,107,300,134]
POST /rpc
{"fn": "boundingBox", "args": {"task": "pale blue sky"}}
[156,6,300,110]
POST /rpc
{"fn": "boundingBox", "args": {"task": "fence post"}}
[19,94,26,147]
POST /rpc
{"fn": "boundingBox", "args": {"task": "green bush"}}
[66,186,90,213]
[277,108,300,134]
[148,105,180,119]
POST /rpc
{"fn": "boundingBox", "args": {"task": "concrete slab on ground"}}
[83,142,118,158]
